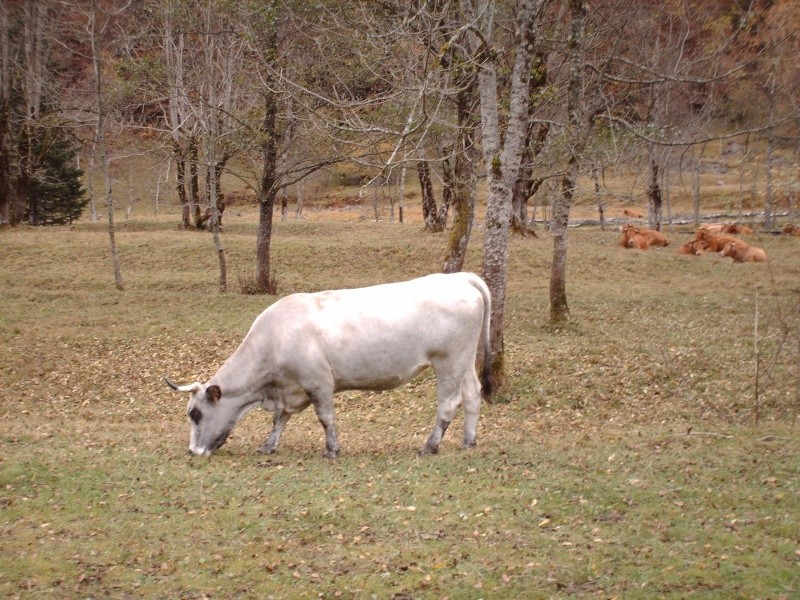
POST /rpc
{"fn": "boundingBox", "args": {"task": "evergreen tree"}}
[28,136,87,225]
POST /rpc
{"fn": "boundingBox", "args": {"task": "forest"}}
[2,0,800,385]
[1,2,800,597]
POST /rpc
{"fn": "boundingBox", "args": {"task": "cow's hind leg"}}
[257,410,291,454]
[460,369,482,450]
[310,389,341,459]
[420,376,462,456]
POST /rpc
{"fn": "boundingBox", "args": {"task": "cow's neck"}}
[209,341,275,401]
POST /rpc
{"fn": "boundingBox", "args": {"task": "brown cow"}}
[627,233,650,249]
[620,224,649,249]
[640,227,669,247]
[620,224,636,248]
[720,240,767,263]
[623,208,644,218]
[698,223,725,234]
[694,228,745,253]
[621,224,669,248]
[782,223,800,236]
[721,223,754,235]
[677,239,704,256]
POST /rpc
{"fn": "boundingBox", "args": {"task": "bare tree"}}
[470,0,544,389]
[0,1,12,225]
[550,0,586,324]
[89,0,124,290]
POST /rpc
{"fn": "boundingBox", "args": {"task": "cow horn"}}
[164,378,201,393]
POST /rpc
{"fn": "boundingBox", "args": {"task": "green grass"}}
[1,214,799,599]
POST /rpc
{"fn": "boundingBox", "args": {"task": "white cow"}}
[166,272,492,458]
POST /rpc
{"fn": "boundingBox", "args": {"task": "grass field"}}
[1,203,799,598]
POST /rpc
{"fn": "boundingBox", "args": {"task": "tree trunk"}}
[647,154,663,231]
[592,163,604,230]
[205,156,227,228]
[418,156,440,231]
[549,0,586,325]
[208,149,226,292]
[189,135,201,228]
[765,126,774,230]
[443,83,478,274]
[172,140,189,228]
[511,49,549,236]
[90,0,123,290]
[550,158,576,322]
[477,0,539,392]
[256,80,279,293]
[692,152,701,226]
[438,151,453,228]
[0,1,10,225]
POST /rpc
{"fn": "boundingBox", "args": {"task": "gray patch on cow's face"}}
[187,385,235,456]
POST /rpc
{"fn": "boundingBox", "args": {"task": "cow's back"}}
[265,273,487,392]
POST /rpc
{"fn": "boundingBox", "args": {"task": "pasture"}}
[1,208,799,598]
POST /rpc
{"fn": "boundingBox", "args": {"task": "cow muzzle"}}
[189,445,212,457]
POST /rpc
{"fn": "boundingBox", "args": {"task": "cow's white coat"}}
[168,272,492,458]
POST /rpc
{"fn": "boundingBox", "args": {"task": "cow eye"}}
[189,407,202,425]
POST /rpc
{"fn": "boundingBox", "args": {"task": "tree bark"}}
[418,156,441,231]
[511,49,549,236]
[256,82,279,293]
[0,1,11,225]
[692,148,701,226]
[188,135,201,228]
[549,0,586,325]
[443,80,479,274]
[477,0,540,391]
[550,157,576,322]
[90,0,123,290]
[592,163,604,230]
[647,152,663,231]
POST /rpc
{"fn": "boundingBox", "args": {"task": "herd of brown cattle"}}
[619,221,800,263]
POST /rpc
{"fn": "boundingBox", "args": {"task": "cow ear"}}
[206,385,222,404]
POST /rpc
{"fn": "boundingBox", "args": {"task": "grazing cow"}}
[693,228,745,253]
[165,272,492,458]
[720,241,767,263]
[721,223,753,235]
[677,239,704,256]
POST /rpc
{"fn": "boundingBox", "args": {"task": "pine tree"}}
[29,136,87,225]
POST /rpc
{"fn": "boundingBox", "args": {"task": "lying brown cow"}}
[623,208,644,218]
[720,240,767,263]
[677,239,704,256]
[721,223,754,235]
[698,223,725,234]
[694,228,744,253]
[782,223,800,236]
[620,224,649,249]
[620,224,669,249]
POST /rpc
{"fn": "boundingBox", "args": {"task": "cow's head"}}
[720,241,737,258]
[164,378,240,456]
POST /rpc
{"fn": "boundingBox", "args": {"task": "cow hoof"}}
[419,444,438,456]
[257,445,277,455]
[323,448,340,459]
[460,439,477,451]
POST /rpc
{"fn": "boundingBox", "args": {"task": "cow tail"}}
[470,273,493,400]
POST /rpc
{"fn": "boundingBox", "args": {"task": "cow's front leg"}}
[311,391,340,459]
[257,410,291,454]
